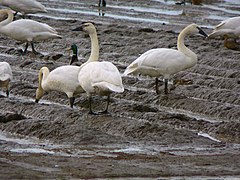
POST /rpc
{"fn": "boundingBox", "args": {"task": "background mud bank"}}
[0,0,240,179]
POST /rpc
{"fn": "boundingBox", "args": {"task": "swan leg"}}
[100,95,110,114]
[164,79,169,94]
[31,42,39,55]
[88,95,97,115]
[69,97,75,108]
[6,89,9,97]
[23,42,29,54]
[155,77,159,94]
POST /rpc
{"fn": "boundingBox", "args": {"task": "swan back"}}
[0,0,47,15]
[78,61,124,95]
[0,62,12,82]
[43,66,83,95]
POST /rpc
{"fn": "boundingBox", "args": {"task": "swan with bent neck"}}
[35,66,84,108]
[123,23,208,94]
[77,22,124,114]
[0,0,47,18]
[0,62,12,97]
[0,9,61,54]
[35,23,100,108]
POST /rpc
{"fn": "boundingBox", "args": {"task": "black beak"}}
[72,26,83,31]
[35,99,39,103]
[197,27,208,38]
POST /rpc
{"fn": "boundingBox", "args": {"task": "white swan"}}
[0,62,12,97]
[208,17,240,39]
[77,22,124,114]
[0,9,61,54]
[78,61,124,114]
[0,0,47,18]
[123,23,208,94]
[35,66,84,108]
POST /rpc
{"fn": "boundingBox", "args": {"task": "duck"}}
[35,66,84,108]
[0,62,12,97]
[0,9,62,55]
[0,0,47,18]
[68,44,79,65]
[123,23,208,94]
[77,22,124,114]
[208,16,240,40]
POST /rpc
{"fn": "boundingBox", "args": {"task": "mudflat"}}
[0,0,240,179]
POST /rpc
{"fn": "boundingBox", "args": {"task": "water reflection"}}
[98,0,106,16]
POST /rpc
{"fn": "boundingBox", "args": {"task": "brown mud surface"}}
[0,0,240,179]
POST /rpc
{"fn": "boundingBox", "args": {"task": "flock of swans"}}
[0,0,239,114]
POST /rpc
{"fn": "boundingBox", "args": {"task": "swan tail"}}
[93,82,124,93]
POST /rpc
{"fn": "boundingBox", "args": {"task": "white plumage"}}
[77,22,124,114]
[0,62,12,97]
[208,16,240,38]
[78,61,124,114]
[0,0,47,17]
[123,23,208,94]
[0,9,61,54]
[35,66,84,108]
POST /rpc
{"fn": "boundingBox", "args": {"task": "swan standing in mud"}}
[0,0,47,18]
[0,62,12,97]
[0,9,61,54]
[123,23,208,94]
[78,61,124,114]
[35,66,84,108]
[77,22,124,114]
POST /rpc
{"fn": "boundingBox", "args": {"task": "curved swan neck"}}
[88,31,99,62]
[0,10,14,27]
[38,67,49,89]
[177,26,197,61]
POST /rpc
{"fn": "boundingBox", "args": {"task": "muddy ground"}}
[0,0,240,179]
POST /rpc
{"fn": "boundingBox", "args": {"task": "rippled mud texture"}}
[0,0,240,179]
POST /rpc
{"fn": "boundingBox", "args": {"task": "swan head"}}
[69,44,79,65]
[35,87,44,103]
[80,22,97,35]
[185,23,208,37]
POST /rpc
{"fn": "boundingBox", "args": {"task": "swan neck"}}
[38,68,49,89]
[177,27,197,61]
[0,10,14,27]
[88,32,99,62]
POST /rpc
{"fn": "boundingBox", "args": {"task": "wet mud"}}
[0,0,240,179]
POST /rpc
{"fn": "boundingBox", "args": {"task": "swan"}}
[123,23,208,94]
[0,0,47,18]
[0,62,12,97]
[35,66,84,108]
[78,61,124,114]
[208,16,240,40]
[77,23,124,114]
[0,9,62,54]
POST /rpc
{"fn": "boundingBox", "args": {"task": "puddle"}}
[107,5,183,16]
[46,7,169,24]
